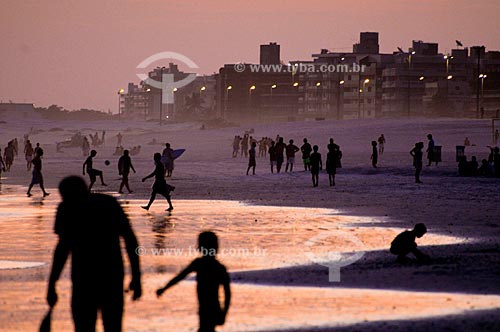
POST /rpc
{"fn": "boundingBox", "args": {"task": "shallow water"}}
[1,185,499,332]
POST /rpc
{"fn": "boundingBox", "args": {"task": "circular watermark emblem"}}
[304,228,365,282]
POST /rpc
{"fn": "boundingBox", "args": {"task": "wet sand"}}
[1,117,500,331]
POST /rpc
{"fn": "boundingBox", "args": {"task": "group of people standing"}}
[243,134,343,187]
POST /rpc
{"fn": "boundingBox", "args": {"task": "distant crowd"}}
[232,130,500,186]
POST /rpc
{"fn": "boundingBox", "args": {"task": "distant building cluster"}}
[119,32,500,121]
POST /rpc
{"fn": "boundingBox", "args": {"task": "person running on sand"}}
[83,150,107,191]
[309,145,322,187]
[285,139,300,172]
[24,140,34,171]
[410,142,424,183]
[142,153,175,211]
[118,150,136,194]
[274,137,287,173]
[371,141,378,168]
[246,142,256,175]
[301,138,312,171]
[156,231,231,332]
[27,148,50,197]
[390,223,430,263]
[268,141,277,173]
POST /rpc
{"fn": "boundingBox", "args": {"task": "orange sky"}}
[1,0,499,112]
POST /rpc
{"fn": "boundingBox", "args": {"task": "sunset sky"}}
[1,0,499,112]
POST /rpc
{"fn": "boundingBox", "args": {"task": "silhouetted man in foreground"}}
[47,176,142,332]
[157,231,231,332]
[390,223,430,263]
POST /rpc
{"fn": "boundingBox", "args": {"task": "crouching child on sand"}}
[156,231,231,332]
[390,223,431,263]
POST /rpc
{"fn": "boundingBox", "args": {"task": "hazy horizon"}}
[1,0,499,112]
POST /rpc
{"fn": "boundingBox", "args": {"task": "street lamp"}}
[224,85,232,119]
[117,88,125,119]
[293,82,299,87]
[407,51,415,117]
[270,84,277,108]
[419,76,425,81]
[447,75,453,80]
[200,86,206,91]
[144,88,151,121]
[158,66,166,126]
[316,82,321,87]
[479,74,487,107]
[337,80,345,120]
[249,85,256,110]
[444,55,454,75]
[362,79,370,118]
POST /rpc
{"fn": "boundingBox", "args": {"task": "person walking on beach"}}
[426,134,435,166]
[310,145,322,187]
[494,147,500,178]
[371,141,378,168]
[285,139,300,172]
[241,134,249,158]
[24,140,34,171]
[27,148,49,197]
[156,231,231,332]
[410,142,424,183]
[13,138,19,157]
[327,138,339,153]
[268,141,277,173]
[301,138,312,171]
[34,142,42,156]
[83,150,107,191]
[116,132,123,146]
[46,176,142,332]
[246,142,256,175]
[390,223,430,263]
[142,153,175,211]
[3,141,14,172]
[275,137,286,173]
[326,146,338,186]
[378,134,386,155]
[232,136,240,158]
[0,148,6,182]
[162,143,174,177]
[118,150,136,194]
[82,137,90,157]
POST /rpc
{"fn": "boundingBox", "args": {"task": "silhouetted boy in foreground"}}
[47,176,142,332]
[157,231,231,332]
[390,223,431,263]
